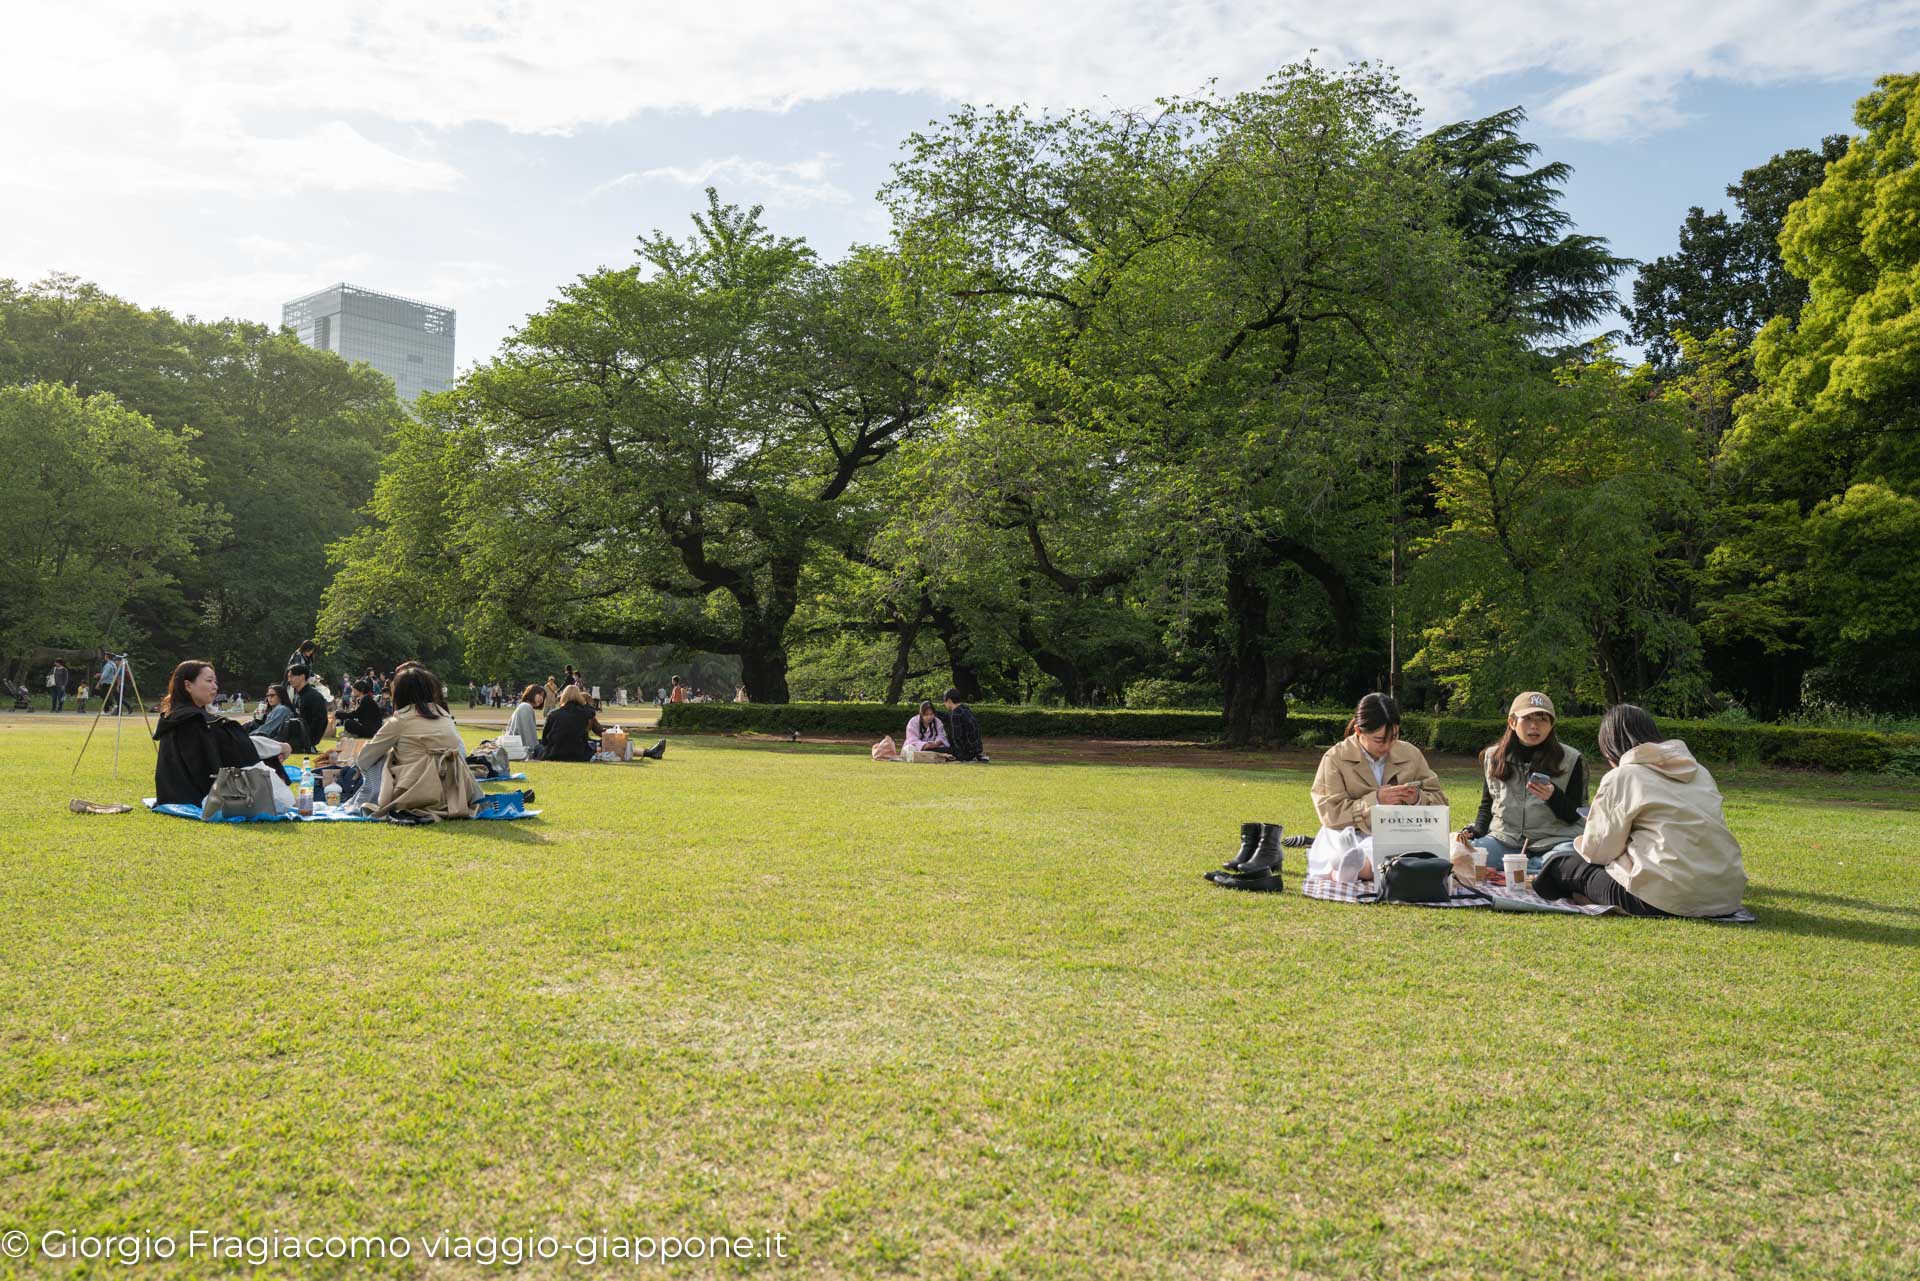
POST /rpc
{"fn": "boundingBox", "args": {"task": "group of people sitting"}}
[501,683,665,762]
[153,657,531,821]
[870,692,989,763]
[1302,691,1747,918]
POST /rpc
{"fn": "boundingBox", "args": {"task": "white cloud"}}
[594,153,850,205]
[2,0,1913,203]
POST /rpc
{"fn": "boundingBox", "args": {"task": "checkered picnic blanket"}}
[1298,875,1757,922]
[1300,873,1617,915]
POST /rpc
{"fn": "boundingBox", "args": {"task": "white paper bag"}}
[1371,804,1451,861]
[498,733,528,760]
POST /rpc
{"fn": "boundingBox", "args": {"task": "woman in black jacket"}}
[336,679,387,739]
[152,660,292,805]
[540,685,604,762]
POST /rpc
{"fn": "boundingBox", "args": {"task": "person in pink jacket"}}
[903,700,953,760]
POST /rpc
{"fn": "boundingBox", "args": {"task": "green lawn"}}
[2,715,1917,1279]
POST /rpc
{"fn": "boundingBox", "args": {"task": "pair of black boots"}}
[1203,821,1293,892]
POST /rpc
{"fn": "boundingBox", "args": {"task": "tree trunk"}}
[929,607,983,701]
[739,639,790,704]
[883,617,920,705]
[1221,556,1291,747]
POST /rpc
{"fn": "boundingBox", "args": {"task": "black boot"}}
[1223,822,1263,871]
[1234,823,1285,876]
[641,739,666,760]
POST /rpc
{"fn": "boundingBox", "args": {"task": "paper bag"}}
[600,728,630,761]
[1371,804,1451,861]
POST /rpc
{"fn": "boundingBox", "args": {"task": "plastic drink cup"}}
[1503,853,1527,887]
[324,782,343,807]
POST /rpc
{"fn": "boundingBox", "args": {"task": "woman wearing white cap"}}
[1458,691,1586,877]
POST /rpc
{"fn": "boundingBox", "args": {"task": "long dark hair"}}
[1345,692,1401,739]
[1597,704,1662,766]
[1486,717,1565,780]
[391,667,445,720]
[160,660,213,715]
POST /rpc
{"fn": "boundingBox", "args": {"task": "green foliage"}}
[1627,136,1850,372]
[0,275,404,687]
[885,63,1492,742]
[0,382,213,658]
[1702,76,1920,711]
[1419,107,1635,342]
[1408,350,1704,712]
[323,194,940,702]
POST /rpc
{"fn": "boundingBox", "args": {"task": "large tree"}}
[1420,107,1635,344]
[1707,76,1920,709]
[0,275,403,685]
[885,64,1488,742]
[323,196,940,700]
[0,383,213,664]
[1408,351,1701,711]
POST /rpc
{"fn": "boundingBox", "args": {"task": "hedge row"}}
[660,701,1920,773]
[659,701,1225,740]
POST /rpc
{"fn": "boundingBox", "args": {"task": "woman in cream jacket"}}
[1532,705,1746,917]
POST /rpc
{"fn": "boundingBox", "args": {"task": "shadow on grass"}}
[1744,899,1920,948]
[1748,885,1920,920]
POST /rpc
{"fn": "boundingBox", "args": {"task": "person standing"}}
[669,677,687,705]
[97,654,125,713]
[49,660,69,712]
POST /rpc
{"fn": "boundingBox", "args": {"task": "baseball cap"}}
[1509,691,1556,719]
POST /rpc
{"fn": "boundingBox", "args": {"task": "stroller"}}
[4,678,35,711]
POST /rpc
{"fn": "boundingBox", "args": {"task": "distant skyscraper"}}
[282,283,455,407]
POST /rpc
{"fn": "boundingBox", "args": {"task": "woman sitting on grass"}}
[540,684,603,763]
[353,666,491,819]
[1531,705,1746,917]
[242,684,295,742]
[1458,691,1586,876]
[153,660,293,806]
[903,701,952,761]
[1307,692,1447,881]
[336,679,387,739]
[505,684,545,753]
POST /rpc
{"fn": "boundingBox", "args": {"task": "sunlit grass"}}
[2,715,1916,1278]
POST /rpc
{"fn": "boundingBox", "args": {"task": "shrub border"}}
[660,702,1920,773]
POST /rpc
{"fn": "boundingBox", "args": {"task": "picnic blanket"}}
[285,766,527,785]
[1299,874,1756,922]
[143,796,540,823]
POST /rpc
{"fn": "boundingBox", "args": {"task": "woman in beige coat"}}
[354,667,486,820]
[1307,693,1447,880]
[1532,705,1746,917]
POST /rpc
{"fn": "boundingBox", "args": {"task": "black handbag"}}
[1378,852,1455,903]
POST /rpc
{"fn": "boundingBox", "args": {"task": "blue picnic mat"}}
[143,798,540,823]
[285,767,527,785]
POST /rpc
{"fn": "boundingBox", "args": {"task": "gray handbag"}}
[202,766,279,820]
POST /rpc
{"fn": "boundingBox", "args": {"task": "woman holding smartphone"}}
[1459,691,1586,876]
[1306,692,1447,880]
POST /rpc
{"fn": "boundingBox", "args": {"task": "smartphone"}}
[1528,771,1552,788]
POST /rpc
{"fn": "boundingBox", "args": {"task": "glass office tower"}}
[282,283,455,407]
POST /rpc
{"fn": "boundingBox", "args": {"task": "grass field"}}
[2,714,1917,1279]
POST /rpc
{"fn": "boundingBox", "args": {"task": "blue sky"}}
[1,3,1911,368]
